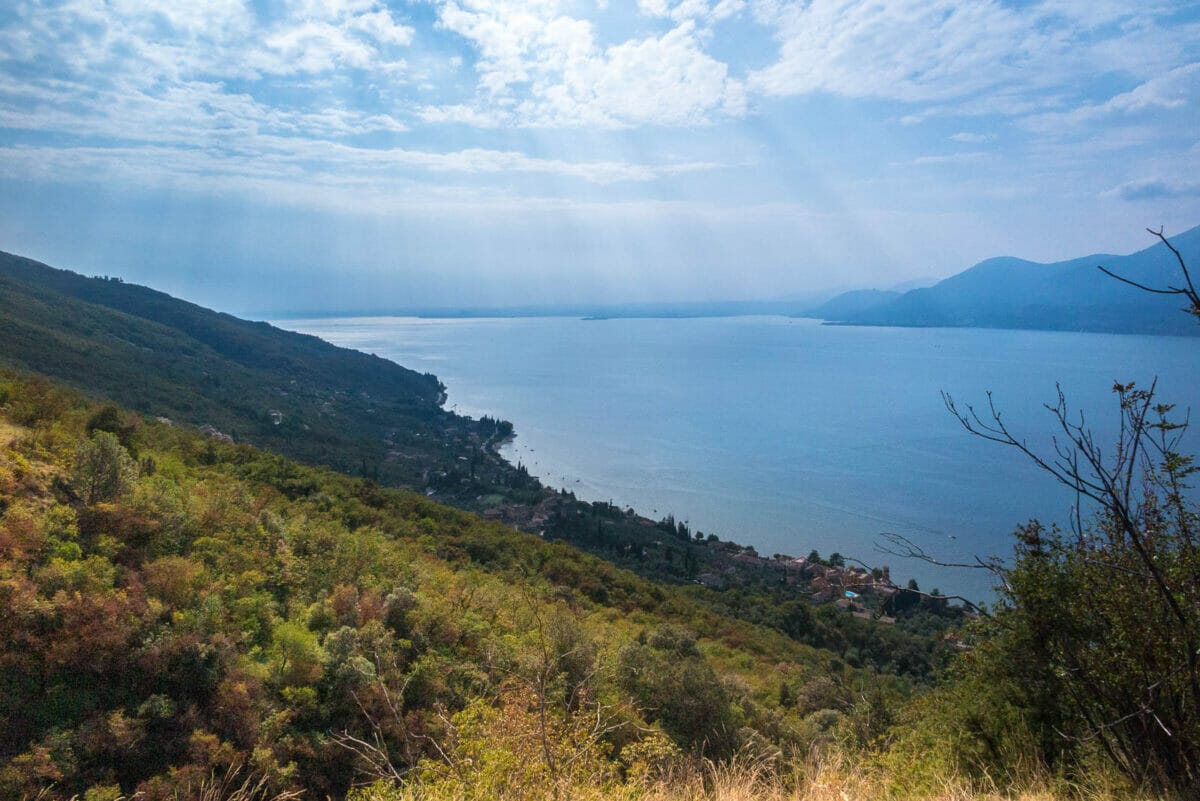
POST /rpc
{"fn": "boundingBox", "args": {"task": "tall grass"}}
[47,756,1147,801]
[345,751,1148,801]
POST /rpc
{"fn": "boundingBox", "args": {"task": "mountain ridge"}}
[806,226,1200,336]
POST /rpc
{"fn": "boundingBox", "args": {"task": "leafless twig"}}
[1096,226,1200,318]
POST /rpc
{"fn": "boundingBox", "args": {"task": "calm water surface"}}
[275,316,1199,601]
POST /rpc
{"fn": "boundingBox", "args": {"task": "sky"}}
[1,0,1199,314]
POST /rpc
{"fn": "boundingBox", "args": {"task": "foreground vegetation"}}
[0,370,1155,801]
[0,372,906,799]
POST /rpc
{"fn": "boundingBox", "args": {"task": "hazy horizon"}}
[2,1,1199,315]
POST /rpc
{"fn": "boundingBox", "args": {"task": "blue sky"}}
[1,0,1198,313]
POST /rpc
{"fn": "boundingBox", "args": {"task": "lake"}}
[273,315,1200,602]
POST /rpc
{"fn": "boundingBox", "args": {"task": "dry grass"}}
[348,753,1149,801]
[0,420,28,447]
[44,758,1149,801]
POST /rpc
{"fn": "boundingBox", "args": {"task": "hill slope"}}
[0,250,515,495]
[0,370,935,799]
[808,226,1200,335]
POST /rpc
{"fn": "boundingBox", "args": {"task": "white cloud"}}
[949,132,995,144]
[1105,64,1200,113]
[1106,178,1200,202]
[253,21,380,74]
[0,0,414,85]
[0,73,409,143]
[907,151,990,167]
[0,0,751,207]
[416,104,507,127]
[551,21,746,125]
[1021,63,1200,133]
[0,137,727,202]
[348,10,416,47]
[0,0,427,171]
[747,0,1199,112]
[1,0,1197,255]
[281,0,378,20]
[637,0,672,17]
[710,0,747,22]
[432,1,743,127]
[637,0,743,22]
[749,0,1019,101]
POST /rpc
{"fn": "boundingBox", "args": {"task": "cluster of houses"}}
[784,557,896,601]
[477,494,907,625]
[698,549,902,622]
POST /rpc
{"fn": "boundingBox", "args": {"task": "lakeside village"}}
[409,420,970,631]
[478,489,958,628]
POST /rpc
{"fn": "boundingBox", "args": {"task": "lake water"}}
[274,316,1199,602]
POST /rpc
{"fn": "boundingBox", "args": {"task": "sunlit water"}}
[274,316,1199,602]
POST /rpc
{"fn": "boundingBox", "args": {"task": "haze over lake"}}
[277,315,1200,601]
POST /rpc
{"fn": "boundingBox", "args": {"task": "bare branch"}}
[1095,265,1187,296]
[874,531,1008,600]
[1147,225,1199,300]
[935,227,1200,792]
[1096,227,1200,318]
[842,554,986,614]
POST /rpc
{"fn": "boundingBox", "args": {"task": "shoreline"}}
[275,314,1182,604]
[461,405,943,609]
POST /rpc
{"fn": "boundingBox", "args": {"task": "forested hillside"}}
[0,250,502,492]
[0,370,939,799]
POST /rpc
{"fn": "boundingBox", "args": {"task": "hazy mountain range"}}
[806,226,1200,337]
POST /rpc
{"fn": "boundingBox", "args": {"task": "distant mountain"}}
[275,296,837,320]
[888,276,940,292]
[806,289,901,319]
[806,226,1200,336]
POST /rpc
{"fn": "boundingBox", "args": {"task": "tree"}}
[71,431,139,505]
[616,626,738,759]
[937,229,1200,795]
[85,403,139,452]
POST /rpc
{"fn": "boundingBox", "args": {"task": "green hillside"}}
[4,362,1183,801]
[0,370,928,799]
[0,250,511,494]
